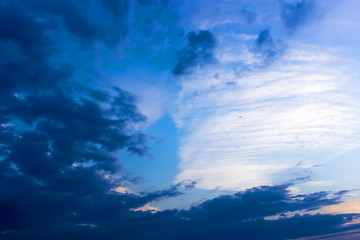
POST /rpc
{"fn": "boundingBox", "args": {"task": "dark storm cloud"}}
[173,30,216,75]
[0,0,186,237]
[0,0,150,236]
[2,89,149,170]
[126,186,359,240]
[0,1,65,96]
[3,184,358,240]
[281,0,315,32]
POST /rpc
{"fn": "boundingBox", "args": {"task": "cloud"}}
[131,203,159,213]
[241,9,257,24]
[281,0,315,32]
[256,29,273,46]
[135,186,358,240]
[173,36,360,190]
[325,200,360,214]
[136,0,170,6]
[292,229,360,240]
[173,30,216,75]
[252,29,284,63]
[29,0,129,47]
[0,0,151,237]
[1,1,360,239]
[1,181,359,239]
[0,5,187,238]
[111,186,133,194]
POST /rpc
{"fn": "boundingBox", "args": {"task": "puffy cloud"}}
[281,0,316,32]
[252,29,284,63]
[0,0,151,237]
[173,30,216,75]
[131,204,160,213]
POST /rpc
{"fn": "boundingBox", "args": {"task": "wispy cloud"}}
[173,38,360,190]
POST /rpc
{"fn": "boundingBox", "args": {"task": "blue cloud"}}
[2,181,358,239]
[173,30,216,75]
[281,0,315,32]
[0,0,150,235]
[123,0,183,70]
[252,29,283,64]
[29,0,129,47]
[137,0,170,6]
[256,29,273,46]
[241,9,257,24]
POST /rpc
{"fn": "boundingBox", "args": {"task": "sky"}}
[1,0,360,239]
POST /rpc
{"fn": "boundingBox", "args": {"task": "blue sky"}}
[1,0,360,239]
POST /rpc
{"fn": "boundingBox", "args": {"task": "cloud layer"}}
[172,1,360,190]
[2,180,359,240]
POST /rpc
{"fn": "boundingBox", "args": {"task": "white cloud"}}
[172,39,360,191]
[130,204,159,213]
[111,186,133,194]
